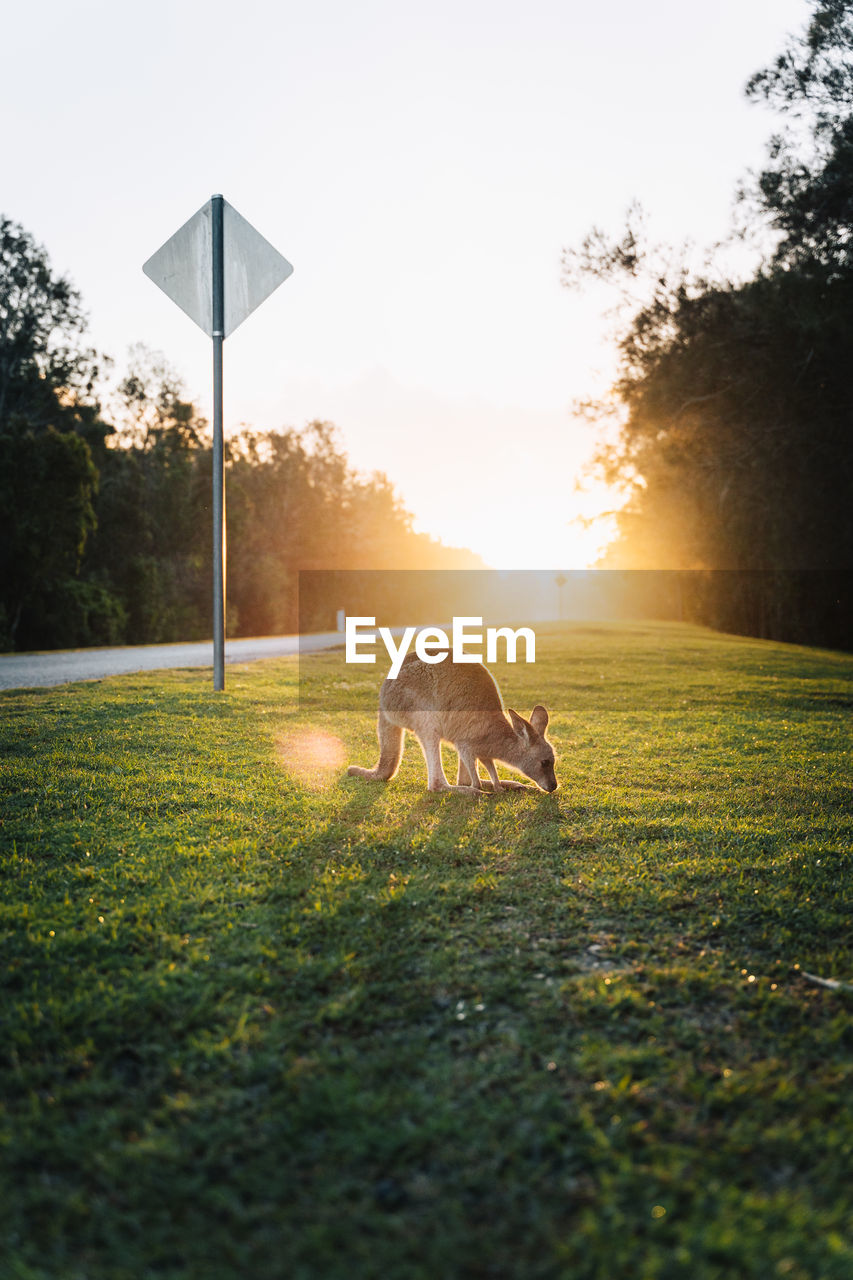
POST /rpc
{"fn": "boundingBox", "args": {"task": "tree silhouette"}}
[562,0,853,646]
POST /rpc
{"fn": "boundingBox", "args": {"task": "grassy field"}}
[1,621,851,1280]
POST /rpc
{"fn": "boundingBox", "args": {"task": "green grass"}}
[1,621,851,1280]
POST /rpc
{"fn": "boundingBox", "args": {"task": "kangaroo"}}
[347,652,558,794]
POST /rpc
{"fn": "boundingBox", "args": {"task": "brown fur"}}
[347,653,558,794]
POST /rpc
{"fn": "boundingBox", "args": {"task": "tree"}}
[0,217,108,445]
[0,427,109,648]
[83,348,212,643]
[744,0,853,272]
[225,421,483,635]
[563,1,853,646]
[0,217,121,648]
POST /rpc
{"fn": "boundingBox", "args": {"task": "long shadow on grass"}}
[6,754,852,1275]
[321,774,562,864]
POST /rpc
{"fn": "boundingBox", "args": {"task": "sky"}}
[4,0,810,569]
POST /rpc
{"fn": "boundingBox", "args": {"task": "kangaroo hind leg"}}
[347,710,404,781]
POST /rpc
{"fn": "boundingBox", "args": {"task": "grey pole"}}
[211,194,225,691]
[143,196,292,692]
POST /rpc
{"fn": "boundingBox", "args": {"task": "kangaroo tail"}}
[347,711,404,782]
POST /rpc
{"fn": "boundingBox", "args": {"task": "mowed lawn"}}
[1,622,851,1280]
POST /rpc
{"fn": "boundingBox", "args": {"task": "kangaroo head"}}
[507,705,558,792]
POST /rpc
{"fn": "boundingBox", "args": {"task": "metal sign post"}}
[143,196,293,689]
[211,196,225,689]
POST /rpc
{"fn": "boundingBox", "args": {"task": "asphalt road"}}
[0,632,344,692]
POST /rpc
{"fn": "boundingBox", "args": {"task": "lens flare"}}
[276,730,346,789]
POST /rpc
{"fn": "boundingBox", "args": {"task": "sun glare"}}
[276,731,347,790]
[435,477,621,571]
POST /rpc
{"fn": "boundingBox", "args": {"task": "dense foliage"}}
[564,0,853,647]
[0,232,480,652]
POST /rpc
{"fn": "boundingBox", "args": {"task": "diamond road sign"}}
[143,197,293,337]
[142,194,293,691]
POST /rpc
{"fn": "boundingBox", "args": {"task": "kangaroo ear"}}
[529,705,549,735]
[508,708,532,742]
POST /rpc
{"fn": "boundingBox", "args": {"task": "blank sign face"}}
[143,198,293,337]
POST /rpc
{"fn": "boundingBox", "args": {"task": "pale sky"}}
[5,0,809,568]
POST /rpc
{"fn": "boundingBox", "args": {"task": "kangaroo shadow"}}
[331,768,562,864]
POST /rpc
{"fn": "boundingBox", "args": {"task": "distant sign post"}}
[143,196,293,689]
